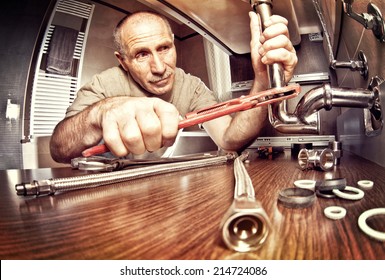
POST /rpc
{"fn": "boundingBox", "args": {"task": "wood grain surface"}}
[1,150,384,259]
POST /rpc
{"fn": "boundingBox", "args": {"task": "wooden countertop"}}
[1,149,384,260]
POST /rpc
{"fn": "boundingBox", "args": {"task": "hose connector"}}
[220,197,271,252]
[220,152,272,252]
[15,180,55,196]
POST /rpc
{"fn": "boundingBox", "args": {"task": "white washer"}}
[357,180,374,189]
[358,208,385,241]
[294,180,316,191]
[324,206,347,220]
[332,186,364,200]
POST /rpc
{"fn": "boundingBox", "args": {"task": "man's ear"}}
[114,51,128,71]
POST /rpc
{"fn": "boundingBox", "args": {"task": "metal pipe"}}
[251,0,286,88]
[220,152,271,252]
[240,0,378,134]
[15,153,236,197]
[243,0,381,135]
[295,85,374,123]
[269,84,376,134]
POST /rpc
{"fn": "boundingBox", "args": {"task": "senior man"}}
[50,11,297,163]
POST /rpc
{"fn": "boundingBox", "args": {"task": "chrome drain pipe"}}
[15,153,236,197]
[220,152,272,252]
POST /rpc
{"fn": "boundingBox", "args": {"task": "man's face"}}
[117,18,177,95]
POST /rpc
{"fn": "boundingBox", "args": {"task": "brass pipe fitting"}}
[298,148,335,171]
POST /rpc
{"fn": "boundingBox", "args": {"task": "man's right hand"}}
[50,96,180,163]
[94,96,180,157]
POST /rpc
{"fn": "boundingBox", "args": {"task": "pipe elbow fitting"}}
[294,84,332,124]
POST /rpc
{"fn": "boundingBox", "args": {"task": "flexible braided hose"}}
[16,153,236,196]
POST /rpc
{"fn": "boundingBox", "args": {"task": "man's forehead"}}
[120,28,173,57]
[122,23,171,43]
[122,17,169,40]
[124,14,167,31]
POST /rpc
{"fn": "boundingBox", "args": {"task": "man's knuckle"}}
[122,134,142,146]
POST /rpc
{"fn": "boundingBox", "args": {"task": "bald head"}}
[113,11,173,56]
[112,10,177,95]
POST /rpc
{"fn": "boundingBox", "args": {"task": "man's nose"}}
[150,53,166,74]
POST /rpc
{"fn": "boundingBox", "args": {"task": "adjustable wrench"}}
[81,83,300,157]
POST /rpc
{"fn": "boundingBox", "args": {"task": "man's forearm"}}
[222,106,268,151]
[204,79,269,152]
[220,78,269,151]
[50,105,102,163]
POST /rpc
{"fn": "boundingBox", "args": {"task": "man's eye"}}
[136,52,149,60]
[158,46,169,53]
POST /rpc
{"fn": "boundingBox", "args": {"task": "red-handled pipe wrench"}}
[81,83,301,157]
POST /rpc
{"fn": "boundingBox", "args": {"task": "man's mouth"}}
[149,69,173,86]
[151,76,169,85]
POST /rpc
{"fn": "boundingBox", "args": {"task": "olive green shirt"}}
[66,66,218,118]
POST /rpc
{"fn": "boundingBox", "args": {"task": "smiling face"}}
[115,13,177,96]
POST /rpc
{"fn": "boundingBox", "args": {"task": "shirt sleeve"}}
[189,79,218,112]
[65,74,107,118]
[65,66,130,118]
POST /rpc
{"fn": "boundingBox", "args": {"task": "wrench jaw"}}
[220,198,272,252]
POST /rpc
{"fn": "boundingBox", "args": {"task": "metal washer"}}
[278,188,316,208]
